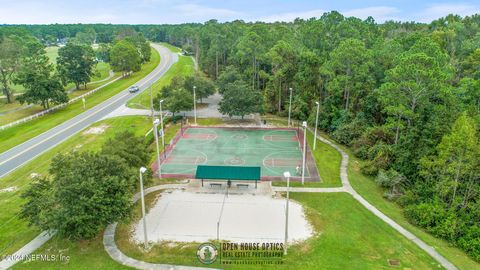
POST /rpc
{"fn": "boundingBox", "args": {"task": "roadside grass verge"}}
[342,141,480,270]
[0,47,159,154]
[0,72,118,125]
[159,42,182,53]
[4,116,457,270]
[0,115,175,258]
[127,52,194,109]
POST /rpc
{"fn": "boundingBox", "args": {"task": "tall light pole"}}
[139,167,148,247]
[193,85,197,125]
[313,101,320,150]
[153,119,161,178]
[159,99,165,151]
[150,84,154,122]
[288,88,293,128]
[302,121,307,185]
[283,171,291,255]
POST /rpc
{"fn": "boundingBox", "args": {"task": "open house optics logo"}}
[197,243,219,264]
[197,242,284,265]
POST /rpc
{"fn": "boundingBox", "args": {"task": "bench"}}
[236,184,249,189]
[210,183,222,188]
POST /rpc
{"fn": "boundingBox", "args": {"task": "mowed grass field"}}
[0,47,160,153]
[0,115,182,260]
[264,115,479,270]
[127,45,194,109]
[1,47,114,125]
[3,117,447,270]
[14,191,443,269]
[110,192,440,269]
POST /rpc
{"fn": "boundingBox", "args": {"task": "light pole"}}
[159,99,165,152]
[313,101,320,150]
[302,121,307,185]
[288,88,293,128]
[153,119,162,178]
[283,171,291,255]
[139,167,148,247]
[193,85,197,125]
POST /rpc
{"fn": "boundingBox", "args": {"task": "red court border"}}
[150,125,321,182]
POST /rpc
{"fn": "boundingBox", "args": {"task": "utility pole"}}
[283,171,291,255]
[302,121,307,185]
[288,88,293,127]
[139,167,148,247]
[193,85,197,125]
[314,101,320,150]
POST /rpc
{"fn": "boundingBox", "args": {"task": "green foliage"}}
[0,36,24,103]
[219,80,263,119]
[14,49,68,109]
[71,28,96,45]
[96,43,111,62]
[21,152,135,239]
[57,42,97,89]
[184,74,216,102]
[400,113,480,260]
[375,169,409,200]
[101,131,152,170]
[216,65,243,94]
[124,33,151,63]
[110,40,141,75]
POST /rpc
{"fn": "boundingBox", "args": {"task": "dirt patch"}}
[0,186,18,193]
[82,124,109,135]
[388,259,400,266]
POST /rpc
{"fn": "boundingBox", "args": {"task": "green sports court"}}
[156,127,319,181]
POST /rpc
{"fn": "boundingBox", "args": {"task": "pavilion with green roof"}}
[195,165,261,188]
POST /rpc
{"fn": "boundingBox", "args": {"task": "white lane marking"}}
[0,92,130,167]
[0,46,174,177]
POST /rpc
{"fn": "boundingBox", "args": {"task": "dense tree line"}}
[3,12,479,259]
[0,26,151,107]
[142,13,480,260]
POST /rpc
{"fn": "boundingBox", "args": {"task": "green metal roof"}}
[195,165,261,180]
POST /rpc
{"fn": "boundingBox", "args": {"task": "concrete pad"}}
[132,189,313,244]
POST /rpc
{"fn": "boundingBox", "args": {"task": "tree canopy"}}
[57,42,97,89]
[109,39,141,76]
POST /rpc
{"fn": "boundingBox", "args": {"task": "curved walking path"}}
[103,184,216,270]
[102,129,458,270]
[305,129,457,270]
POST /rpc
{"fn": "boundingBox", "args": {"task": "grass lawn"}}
[0,115,181,259]
[0,47,159,153]
[193,117,225,126]
[14,194,442,269]
[159,42,182,53]
[263,115,479,269]
[127,50,194,109]
[0,72,118,125]
[45,46,59,65]
[342,142,480,270]
[0,116,183,270]
[91,62,111,82]
[2,115,466,270]
[272,129,342,187]
[34,192,440,270]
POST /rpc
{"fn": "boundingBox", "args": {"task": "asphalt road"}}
[0,44,175,179]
